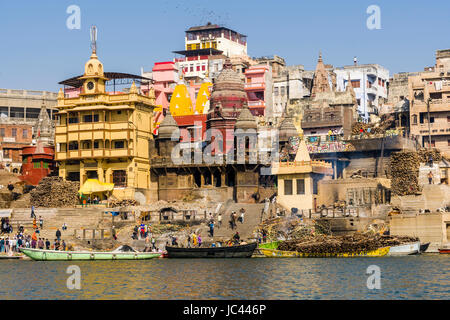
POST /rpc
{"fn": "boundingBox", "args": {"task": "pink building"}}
[142,62,179,109]
[244,65,272,116]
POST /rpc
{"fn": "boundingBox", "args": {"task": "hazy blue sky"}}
[0,0,449,91]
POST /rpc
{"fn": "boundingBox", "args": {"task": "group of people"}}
[229,208,245,230]
[132,223,152,240]
[0,232,67,253]
[80,195,101,207]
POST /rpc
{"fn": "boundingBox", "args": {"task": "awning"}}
[79,179,114,194]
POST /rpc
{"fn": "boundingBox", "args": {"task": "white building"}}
[173,23,248,81]
[334,63,389,121]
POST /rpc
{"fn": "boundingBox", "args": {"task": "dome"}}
[209,58,247,116]
[278,114,299,142]
[235,102,257,130]
[84,52,105,78]
[157,109,180,139]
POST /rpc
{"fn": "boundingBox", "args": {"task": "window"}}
[22,156,28,163]
[68,141,78,150]
[113,170,127,187]
[202,65,206,71]
[114,141,125,149]
[12,128,17,137]
[43,162,49,169]
[0,128,4,137]
[274,87,279,96]
[33,162,41,169]
[296,179,305,195]
[281,86,285,96]
[284,179,293,195]
[412,115,418,125]
[190,64,194,72]
[83,114,99,123]
[68,116,78,124]
[94,141,99,149]
[196,65,200,71]
[447,116,450,123]
[22,129,28,139]
[351,80,360,88]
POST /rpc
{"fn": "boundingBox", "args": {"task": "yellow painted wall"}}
[277,173,314,211]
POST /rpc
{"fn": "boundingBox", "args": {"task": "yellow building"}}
[55,49,157,201]
[272,139,333,212]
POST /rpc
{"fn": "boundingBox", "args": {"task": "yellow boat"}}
[259,246,390,258]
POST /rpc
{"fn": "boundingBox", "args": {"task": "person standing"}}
[0,237,4,252]
[112,226,117,240]
[39,216,43,229]
[187,233,191,248]
[192,232,198,247]
[428,171,433,184]
[239,209,245,224]
[151,237,156,251]
[232,232,240,245]
[197,234,202,247]
[56,229,61,242]
[209,221,214,237]
[30,205,36,219]
[38,238,44,249]
[61,240,66,251]
[45,239,50,250]
[217,213,222,228]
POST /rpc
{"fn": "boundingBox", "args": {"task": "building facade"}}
[409,49,450,157]
[334,63,389,121]
[55,49,157,201]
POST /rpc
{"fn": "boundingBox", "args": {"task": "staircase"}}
[391,184,450,214]
[205,203,266,242]
[10,207,108,241]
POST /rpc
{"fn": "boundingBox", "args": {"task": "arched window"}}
[412,114,417,125]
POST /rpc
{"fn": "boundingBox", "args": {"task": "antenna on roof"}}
[90,25,98,54]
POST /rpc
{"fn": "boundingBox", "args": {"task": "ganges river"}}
[0,255,448,299]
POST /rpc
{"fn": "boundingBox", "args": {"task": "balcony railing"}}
[245,83,265,89]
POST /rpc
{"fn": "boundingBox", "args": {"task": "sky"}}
[0,0,449,92]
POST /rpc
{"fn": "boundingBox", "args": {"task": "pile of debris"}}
[391,151,421,196]
[109,199,138,208]
[277,234,419,254]
[30,176,79,207]
[351,115,395,136]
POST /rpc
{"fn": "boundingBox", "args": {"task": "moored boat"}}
[259,246,390,258]
[420,242,430,253]
[166,242,257,258]
[20,247,162,261]
[387,241,421,256]
[438,248,450,254]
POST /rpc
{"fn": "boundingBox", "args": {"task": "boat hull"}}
[387,242,420,256]
[166,243,257,258]
[438,248,450,254]
[20,248,161,261]
[259,246,390,258]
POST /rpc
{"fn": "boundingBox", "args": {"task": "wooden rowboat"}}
[387,241,421,256]
[259,246,390,258]
[20,248,161,261]
[166,242,257,258]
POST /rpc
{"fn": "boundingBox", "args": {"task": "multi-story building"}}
[244,65,272,116]
[55,48,157,201]
[409,49,450,156]
[334,62,389,121]
[173,23,247,81]
[0,89,57,171]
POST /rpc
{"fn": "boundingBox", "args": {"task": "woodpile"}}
[417,148,442,163]
[391,151,421,195]
[277,234,418,254]
[110,199,138,208]
[30,176,79,207]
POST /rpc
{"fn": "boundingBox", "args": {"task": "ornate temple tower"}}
[311,53,331,97]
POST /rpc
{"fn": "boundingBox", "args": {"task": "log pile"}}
[277,234,419,254]
[417,148,442,163]
[390,151,421,195]
[30,177,79,207]
[110,199,138,208]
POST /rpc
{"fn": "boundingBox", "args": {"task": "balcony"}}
[56,148,130,160]
[248,100,265,108]
[245,82,265,90]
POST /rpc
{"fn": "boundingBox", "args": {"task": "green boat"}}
[20,247,162,261]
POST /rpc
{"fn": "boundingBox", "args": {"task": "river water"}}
[0,255,448,299]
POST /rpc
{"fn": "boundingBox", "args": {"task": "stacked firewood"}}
[390,151,421,196]
[277,234,419,254]
[109,199,138,208]
[30,177,80,207]
[417,148,442,163]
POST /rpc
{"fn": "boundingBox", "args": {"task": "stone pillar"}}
[221,173,226,187]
